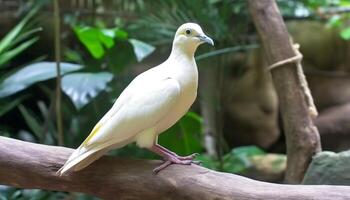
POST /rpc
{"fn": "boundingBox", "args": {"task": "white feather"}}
[57,23,209,175]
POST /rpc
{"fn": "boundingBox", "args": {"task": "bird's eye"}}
[185,29,191,35]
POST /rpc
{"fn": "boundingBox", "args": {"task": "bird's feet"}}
[175,153,199,161]
[153,154,201,174]
[149,144,201,174]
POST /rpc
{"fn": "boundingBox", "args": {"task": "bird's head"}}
[172,23,214,56]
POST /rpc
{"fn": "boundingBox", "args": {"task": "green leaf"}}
[232,146,265,161]
[340,0,350,6]
[0,62,83,98]
[222,146,265,174]
[129,39,155,62]
[340,27,350,40]
[61,72,113,109]
[18,104,42,139]
[195,154,218,170]
[64,48,83,63]
[74,26,128,59]
[0,195,7,200]
[8,27,42,50]
[98,30,115,49]
[0,7,37,54]
[106,41,134,73]
[0,37,39,67]
[115,29,128,39]
[111,143,157,159]
[0,96,27,117]
[74,26,105,59]
[327,15,342,28]
[159,111,203,155]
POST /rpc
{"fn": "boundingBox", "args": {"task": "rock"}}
[303,151,350,185]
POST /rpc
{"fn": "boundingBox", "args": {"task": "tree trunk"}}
[0,136,349,200]
[247,0,321,183]
[200,65,219,157]
[199,60,224,158]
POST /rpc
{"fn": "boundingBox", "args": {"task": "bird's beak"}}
[198,34,214,46]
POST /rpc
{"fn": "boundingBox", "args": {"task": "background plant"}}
[0,0,350,198]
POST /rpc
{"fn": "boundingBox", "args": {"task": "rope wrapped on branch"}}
[268,43,318,117]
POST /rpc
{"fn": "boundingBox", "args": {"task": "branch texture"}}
[0,136,349,200]
[248,0,321,183]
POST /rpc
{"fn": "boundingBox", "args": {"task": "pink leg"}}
[149,144,200,174]
[155,144,199,160]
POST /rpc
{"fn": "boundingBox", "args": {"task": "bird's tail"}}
[57,139,130,176]
[57,146,107,176]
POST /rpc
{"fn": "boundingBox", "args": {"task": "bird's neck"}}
[167,44,198,85]
[168,46,196,69]
[169,42,198,59]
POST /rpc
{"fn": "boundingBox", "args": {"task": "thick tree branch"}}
[0,136,349,200]
[247,0,321,183]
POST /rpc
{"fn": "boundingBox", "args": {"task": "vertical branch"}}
[199,57,227,166]
[215,56,226,167]
[200,64,219,158]
[247,0,321,183]
[54,0,64,146]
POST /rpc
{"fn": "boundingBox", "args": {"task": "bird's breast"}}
[156,60,198,134]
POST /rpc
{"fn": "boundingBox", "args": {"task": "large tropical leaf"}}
[0,96,27,117]
[340,27,350,40]
[159,111,203,155]
[74,26,128,59]
[61,72,113,110]
[129,39,155,62]
[74,26,154,63]
[74,27,105,59]
[0,62,82,98]
[222,146,266,174]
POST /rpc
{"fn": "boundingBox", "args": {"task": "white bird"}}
[57,23,214,175]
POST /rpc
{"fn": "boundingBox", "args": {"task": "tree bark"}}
[247,0,321,183]
[200,65,220,157]
[0,136,348,200]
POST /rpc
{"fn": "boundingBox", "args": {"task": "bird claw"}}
[177,152,199,160]
[153,156,200,174]
[153,161,172,174]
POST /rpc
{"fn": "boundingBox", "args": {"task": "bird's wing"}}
[82,76,181,147]
[58,76,181,175]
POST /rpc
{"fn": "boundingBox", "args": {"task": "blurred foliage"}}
[0,0,349,198]
[0,62,82,98]
[0,7,42,119]
[0,7,41,68]
[61,72,113,109]
[73,26,128,59]
[0,186,98,200]
[278,0,350,40]
[222,146,265,173]
[159,111,203,156]
[127,0,254,61]
[196,145,269,174]
[112,111,203,159]
[327,14,350,40]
